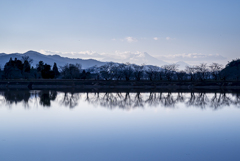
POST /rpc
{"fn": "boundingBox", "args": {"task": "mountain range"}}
[0,51,189,69]
[0,51,106,69]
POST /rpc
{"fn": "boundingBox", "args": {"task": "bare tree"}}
[99,62,116,80]
[60,63,82,79]
[21,55,33,65]
[122,63,133,81]
[176,70,186,81]
[157,69,164,80]
[185,65,197,81]
[162,64,179,81]
[209,63,223,80]
[196,63,209,81]
[113,64,125,80]
[133,64,144,81]
[145,66,160,81]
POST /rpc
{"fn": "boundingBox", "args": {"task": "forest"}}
[0,56,240,81]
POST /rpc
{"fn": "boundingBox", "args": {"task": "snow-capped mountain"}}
[43,50,169,67]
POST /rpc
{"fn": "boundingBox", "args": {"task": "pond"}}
[0,90,240,161]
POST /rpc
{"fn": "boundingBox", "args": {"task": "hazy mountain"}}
[97,52,169,67]
[0,51,106,69]
[45,51,169,67]
[175,61,189,70]
[0,50,189,71]
[123,52,168,66]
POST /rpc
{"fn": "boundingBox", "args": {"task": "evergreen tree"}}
[23,60,31,73]
[41,64,55,79]
[37,61,44,72]
[4,58,24,79]
[52,62,60,78]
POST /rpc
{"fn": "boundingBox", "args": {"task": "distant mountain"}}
[45,51,169,67]
[0,50,189,71]
[0,51,106,69]
[101,52,169,66]
[128,52,168,66]
[175,61,189,70]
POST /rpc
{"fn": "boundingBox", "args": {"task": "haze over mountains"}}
[0,50,189,69]
[42,50,170,66]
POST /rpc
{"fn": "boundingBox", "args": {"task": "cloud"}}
[125,37,138,43]
[153,37,158,40]
[156,53,227,63]
[166,37,175,41]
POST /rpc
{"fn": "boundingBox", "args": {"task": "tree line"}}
[0,56,239,81]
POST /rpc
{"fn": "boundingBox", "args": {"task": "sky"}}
[0,0,239,65]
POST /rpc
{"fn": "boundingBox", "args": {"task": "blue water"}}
[0,91,239,161]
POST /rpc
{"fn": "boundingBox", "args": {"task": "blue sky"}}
[0,0,239,64]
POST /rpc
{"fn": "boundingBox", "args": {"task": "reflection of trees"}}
[134,92,144,108]
[232,93,240,107]
[162,92,176,107]
[1,90,31,107]
[186,92,196,107]
[176,92,185,103]
[85,92,134,110]
[59,92,80,108]
[1,90,240,110]
[195,93,209,109]
[210,93,232,109]
[84,92,240,110]
[39,90,57,107]
[186,92,209,109]
[145,92,161,107]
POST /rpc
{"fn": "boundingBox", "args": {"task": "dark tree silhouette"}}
[53,62,60,78]
[4,58,23,79]
[61,63,82,79]
[41,64,55,79]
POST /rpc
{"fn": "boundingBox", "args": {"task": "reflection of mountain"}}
[1,91,240,110]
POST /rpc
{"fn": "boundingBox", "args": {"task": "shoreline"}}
[0,80,240,91]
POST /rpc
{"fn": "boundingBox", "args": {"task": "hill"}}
[0,51,106,69]
[221,59,240,80]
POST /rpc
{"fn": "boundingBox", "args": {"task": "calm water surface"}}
[0,90,240,161]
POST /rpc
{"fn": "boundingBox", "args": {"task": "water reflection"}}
[60,92,80,108]
[0,90,240,110]
[39,90,57,107]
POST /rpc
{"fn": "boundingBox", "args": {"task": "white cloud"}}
[156,53,227,63]
[125,37,138,43]
[153,37,158,40]
[166,37,175,41]
[166,37,171,40]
